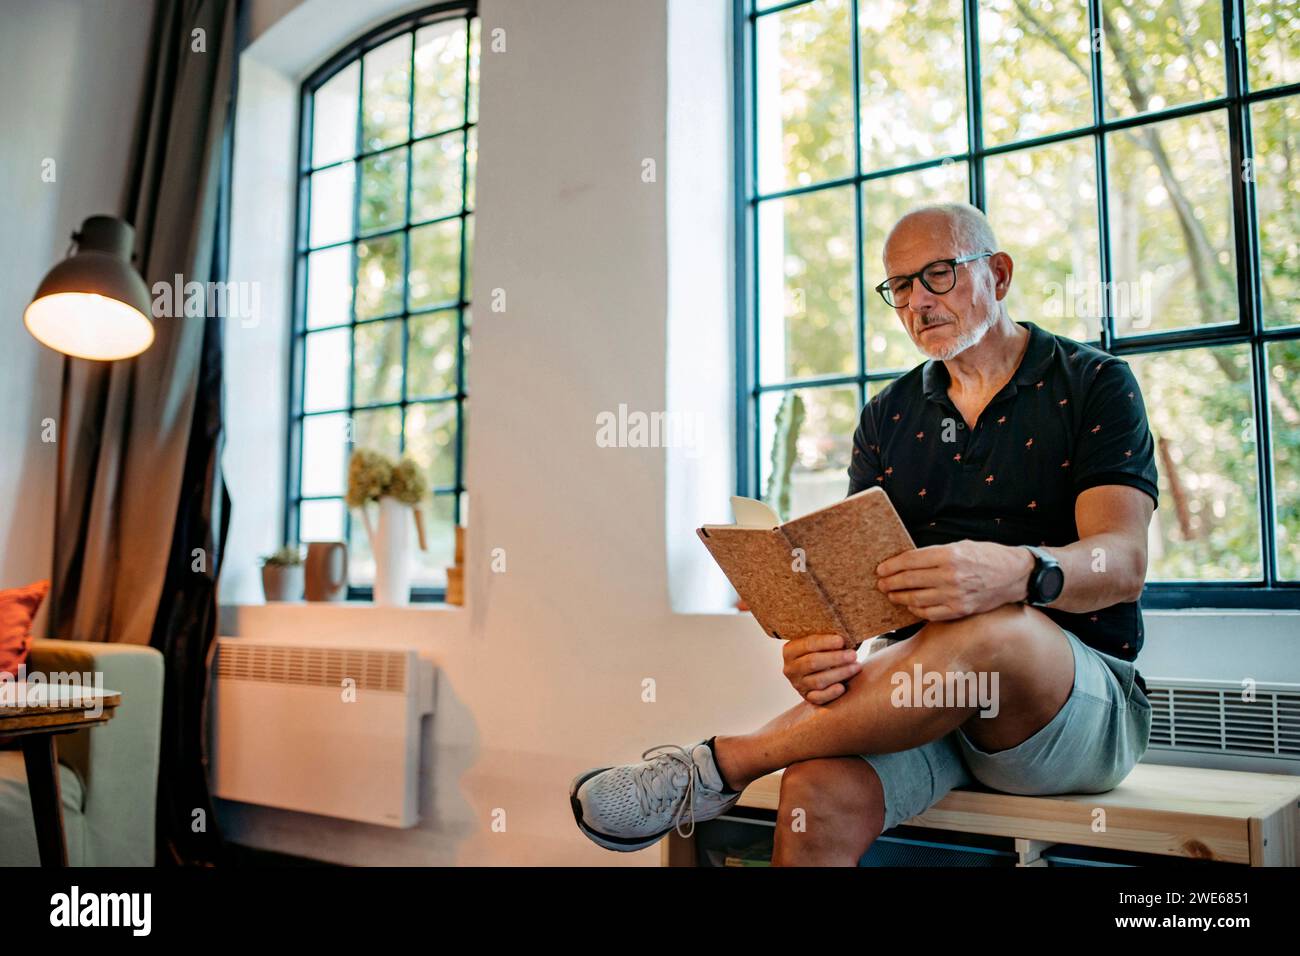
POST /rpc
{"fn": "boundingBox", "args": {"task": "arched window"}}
[287,3,479,598]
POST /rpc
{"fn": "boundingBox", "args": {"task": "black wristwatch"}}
[1021,545,1064,607]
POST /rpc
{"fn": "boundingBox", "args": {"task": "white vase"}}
[372,496,413,606]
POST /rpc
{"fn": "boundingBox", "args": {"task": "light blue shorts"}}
[861,627,1153,832]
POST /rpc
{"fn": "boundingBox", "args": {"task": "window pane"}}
[353,319,404,406]
[1246,0,1300,90]
[348,507,375,587]
[859,0,967,169]
[862,161,969,371]
[415,18,468,136]
[985,137,1100,342]
[303,328,350,412]
[462,308,473,390]
[361,34,412,152]
[466,127,478,209]
[1129,345,1261,581]
[464,214,475,300]
[758,386,859,521]
[1269,341,1300,579]
[306,245,353,329]
[412,492,456,587]
[758,185,856,381]
[301,413,350,497]
[308,163,355,248]
[355,234,405,319]
[1107,111,1237,336]
[312,62,358,168]
[352,406,402,459]
[405,401,458,489]
[407,310,459,399]
[468,18,481,124]
[411,132,465,222]
[756,0,855,193]
[300,498,344,542]
[409,219,462,310]
[1252,96,1299,329]
[979,0,1093,146]
[867,378,895,400]
[1101,0,1225,118]
[358,149,408,234]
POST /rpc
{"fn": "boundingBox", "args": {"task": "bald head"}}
[883,202,998,269]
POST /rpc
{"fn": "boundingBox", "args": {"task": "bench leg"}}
[661,831,697,867]
[1015,838,1051,867]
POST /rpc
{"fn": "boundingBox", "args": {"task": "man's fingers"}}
[781,632,845,662]
[876,569,942,593]
[875,544,947,578]
[800,663,861,692]
[885,587,945,608]
[791,648,859,678]
[804,682,846,705]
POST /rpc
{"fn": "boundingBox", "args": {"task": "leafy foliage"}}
[750,0,1300,582]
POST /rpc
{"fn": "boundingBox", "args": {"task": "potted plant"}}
[346,449,428,606]
[260,545,304,602]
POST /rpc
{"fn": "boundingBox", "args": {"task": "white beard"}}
[917,309,1000,361]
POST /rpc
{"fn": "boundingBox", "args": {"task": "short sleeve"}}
[1072,358,1159,508]
[847,399,884,496]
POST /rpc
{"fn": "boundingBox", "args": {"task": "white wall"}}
[0,0,152,633]
[217,0,1300,867]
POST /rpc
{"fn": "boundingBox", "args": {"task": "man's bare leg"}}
[710,604,1075,794]
[771,757,886,866]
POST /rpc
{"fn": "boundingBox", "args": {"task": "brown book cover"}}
[697,487,919,648]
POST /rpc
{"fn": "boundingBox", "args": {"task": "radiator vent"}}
[216,642,408,693]
[213,639,434,827]
[1145,679,1300,761]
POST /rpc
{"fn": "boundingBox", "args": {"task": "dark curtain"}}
[50,0,242,866]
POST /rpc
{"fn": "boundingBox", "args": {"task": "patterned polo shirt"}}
[847,320,1159,685]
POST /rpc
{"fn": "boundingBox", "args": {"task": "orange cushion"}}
[0,580,50,677]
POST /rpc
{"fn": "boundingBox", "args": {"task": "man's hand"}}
[876,541,1033,621]
[781,633,863,705]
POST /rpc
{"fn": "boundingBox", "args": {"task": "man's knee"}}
[922,604,1058,674]
[776,758,885,855]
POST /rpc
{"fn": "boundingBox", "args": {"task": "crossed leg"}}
[708,603,1076,866]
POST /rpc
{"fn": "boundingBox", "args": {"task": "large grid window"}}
[288,3,479,597]
[735,0,1299,606]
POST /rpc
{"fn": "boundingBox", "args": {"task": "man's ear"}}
[990,251,1014,300]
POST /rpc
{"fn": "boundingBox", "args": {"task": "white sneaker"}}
[569,740,743,852]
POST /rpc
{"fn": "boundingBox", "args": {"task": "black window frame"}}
[734,0,1300,609]
[286,1,477,602]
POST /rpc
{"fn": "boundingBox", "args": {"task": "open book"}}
[697,487,919,648]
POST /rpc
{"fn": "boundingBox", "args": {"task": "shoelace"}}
[633,744,703,839]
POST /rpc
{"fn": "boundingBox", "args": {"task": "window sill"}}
[229,600,462,612]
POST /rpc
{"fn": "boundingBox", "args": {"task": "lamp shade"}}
[24,216,154,361]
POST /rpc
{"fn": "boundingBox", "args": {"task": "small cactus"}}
[765,392,805,522]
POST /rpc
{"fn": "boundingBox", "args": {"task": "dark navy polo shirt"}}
[847,320,1158,688]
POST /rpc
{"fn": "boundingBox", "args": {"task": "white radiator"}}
[212,638,435,828]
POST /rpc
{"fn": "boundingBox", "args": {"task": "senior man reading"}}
[570,203,1158,865]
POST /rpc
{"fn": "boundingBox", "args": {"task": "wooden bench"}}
[662,763,1300,867]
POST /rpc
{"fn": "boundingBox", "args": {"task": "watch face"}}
[1039,565,1065,603]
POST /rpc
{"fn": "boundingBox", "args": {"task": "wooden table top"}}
[0,684,122,734]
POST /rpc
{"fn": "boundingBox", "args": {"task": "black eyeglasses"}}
[874,252,993,308]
